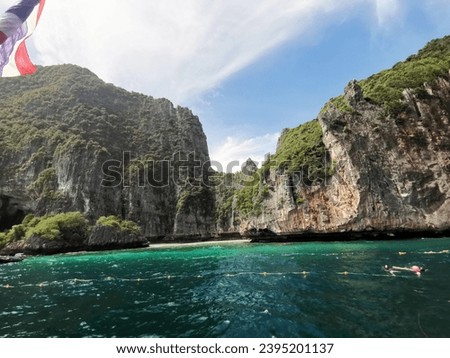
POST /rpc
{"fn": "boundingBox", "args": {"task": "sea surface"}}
[1,238,449,338]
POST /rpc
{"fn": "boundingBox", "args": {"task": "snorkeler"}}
[383,265,398,276]
[384,265,425,276]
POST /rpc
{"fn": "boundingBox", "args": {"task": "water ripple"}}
[0,239,449,337]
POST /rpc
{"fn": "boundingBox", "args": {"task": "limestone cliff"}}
[217,36,450,238]
[0,64,215,246]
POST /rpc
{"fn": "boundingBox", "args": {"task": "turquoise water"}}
[0,238,449,338]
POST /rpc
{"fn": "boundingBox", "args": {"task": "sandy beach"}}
[147,239,251,249]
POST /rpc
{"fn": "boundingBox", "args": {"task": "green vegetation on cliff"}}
[25,212,90,240]
[268,120,330,182]
[235,181,270,218]
[0,225,24,248]
[1,64,213,240]
[96,216,141,235]
[215,120,331,224]
[0,212,89,247]
[28,168,60,199]
[214,171,269,223]
[216,190,235,227]
[0,65,153,156]
[0,212,144,249]
[324,36,450,115]
[360,36,450,112]
[176,185,216,216]
[328,96,354,114]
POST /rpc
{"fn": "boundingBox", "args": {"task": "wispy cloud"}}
[0,0,410,104]
[1,0,429,166]
[210,133,279,173]
[1,0,433,103]
[374,0,404,27]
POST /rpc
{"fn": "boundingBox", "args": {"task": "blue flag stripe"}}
[6,0,40,22]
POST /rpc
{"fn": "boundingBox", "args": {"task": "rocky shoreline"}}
[155,229,450,244]
[0,253,25,264]
[1,230,449,261]
[245,229,450,243]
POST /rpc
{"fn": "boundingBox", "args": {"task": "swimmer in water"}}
[409,265,425,276]
[383,265,398,276]
[386,265,425,276]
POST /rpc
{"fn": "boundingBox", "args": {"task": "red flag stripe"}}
[14,0,45,75]
[36,0,45,22]
[0,31,7,44]
[15,41,35,75]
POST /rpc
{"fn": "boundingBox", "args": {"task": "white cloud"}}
[32,0,336,103]
[0,0,409,104]
[0,0,433,103]
[210,133,279,173]
[0,0,421,164]
[374,0,403,27]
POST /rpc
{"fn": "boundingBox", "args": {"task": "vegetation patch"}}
[0,224,25,248]
[0,212,89,246]
[322,95,354,114]
[25,212,89,240]
[0,213,142,249]
[28,168,59,198]
[296,197,306,205]
[359,36,450,113]
[266,120,331,183]
[96,216,140,235]
[176,185,215,215]
[214,120,333,222]
[216,188,235,226]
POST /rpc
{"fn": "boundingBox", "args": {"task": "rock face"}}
[217,45,450,238]
[2,233,87,256]
[87,225,147,250]
[3,40,450,247]
[0,65,215,241]
[316,77,450,233]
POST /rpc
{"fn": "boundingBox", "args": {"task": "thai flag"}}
[0,0,45,77]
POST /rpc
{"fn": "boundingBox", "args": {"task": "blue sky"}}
[194,0,450,169]
[2,0,450,170]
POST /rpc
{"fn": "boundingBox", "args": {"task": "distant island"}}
[1,36,450,255]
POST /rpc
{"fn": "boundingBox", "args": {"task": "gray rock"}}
[344,80,364,106]
[87,225,148,249]
[218,73,450,237]
[0,65,215,242]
